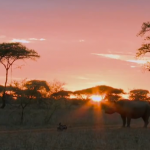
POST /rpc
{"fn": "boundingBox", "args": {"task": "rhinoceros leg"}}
[127,117,131,127]
[142,115,149,128]
[121,115,126,127]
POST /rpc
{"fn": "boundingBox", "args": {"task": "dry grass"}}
[0,126,150,150]
[0,106,150,149]
[0,106,144,129]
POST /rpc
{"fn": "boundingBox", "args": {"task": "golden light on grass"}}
[90,95,102,102]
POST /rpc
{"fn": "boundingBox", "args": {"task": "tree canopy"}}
[25,80,50,92]
[51,90,72,99]
[0,42,40,63]
[74,85,113,95]
[129,89,149,101]
[73,85,124,101]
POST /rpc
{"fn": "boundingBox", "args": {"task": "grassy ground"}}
[0,126,150,150]
[0,105,150,149]
[0,105,144,129]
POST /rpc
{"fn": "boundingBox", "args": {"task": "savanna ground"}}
[0,104,150,150]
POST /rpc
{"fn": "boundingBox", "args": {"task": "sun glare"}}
[70,95,76,99]
[90,95,102,102]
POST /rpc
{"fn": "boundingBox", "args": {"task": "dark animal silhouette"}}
[103,99,150,127]
[57,123,67,131]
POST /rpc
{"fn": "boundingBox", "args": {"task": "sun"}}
[90,95,102,102]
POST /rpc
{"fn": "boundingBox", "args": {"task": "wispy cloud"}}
[0,35,6,38]
[92,53,120,59]
[71,76,89,80]
[79,39,85,42]
[127,60,148,64]
[29,38,38,41]
[0,76,22,80]
[130,66,136,68]
[10,39,30,43]
[77,76,89,80]
[10,38,46,43]
[29,38,46,41]
[92,53,150,65]
[39,38,46,41]
[87,81,108,86]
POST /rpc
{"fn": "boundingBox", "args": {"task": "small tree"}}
[48,80,65,94]
[25,80,50,106]
[44,80,65,124]
[11,79,32,124]
[129,89,149,101]
[12,79,50,124]
[0,42,40,108]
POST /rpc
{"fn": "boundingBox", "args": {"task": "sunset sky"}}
[0,0,150,92]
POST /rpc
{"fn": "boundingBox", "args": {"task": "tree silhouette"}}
[137,22,150,70]
[105,88,124,101]
[73,85,124,101]
[74,85,113,95]
[11,79,50,124]
[0,42,40,108]
[129,89,149,101]
[48,80,65,94]
[25,80,50,105]
[51,90,72,99]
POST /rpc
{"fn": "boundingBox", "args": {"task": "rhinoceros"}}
[102,99,150,127]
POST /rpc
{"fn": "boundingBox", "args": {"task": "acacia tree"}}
[25,80,50,105]
[0,42,40,108]
[13,80,32,124]
[129,89,149,101]
[12,79,50,124]
[73,85,114,100]
[137,22,150,70]
[73,85,124,101]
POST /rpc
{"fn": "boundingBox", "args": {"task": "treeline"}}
[74,85,150,101]
[0,79,90,124]
[1,79,150,108]
[0,78,149,125]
